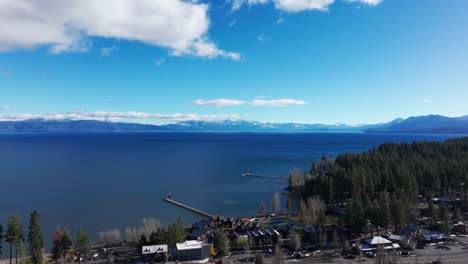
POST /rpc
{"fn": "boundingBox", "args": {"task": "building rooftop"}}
[176,240,204,251]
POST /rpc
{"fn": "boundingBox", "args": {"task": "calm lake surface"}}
[0,132,464,244]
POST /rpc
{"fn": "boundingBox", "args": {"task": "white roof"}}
[366,236,392,245]
[176,240,203,251]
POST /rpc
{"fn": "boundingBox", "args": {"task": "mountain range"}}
[0,115,468,133]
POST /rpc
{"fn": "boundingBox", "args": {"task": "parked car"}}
[366,252,376,258]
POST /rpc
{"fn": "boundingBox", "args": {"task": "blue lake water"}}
[0,132,464,245]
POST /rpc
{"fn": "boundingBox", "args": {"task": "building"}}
[176,240,211,261]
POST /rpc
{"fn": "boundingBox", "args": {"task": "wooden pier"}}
[241,173,288,181]
[162,197,214,219]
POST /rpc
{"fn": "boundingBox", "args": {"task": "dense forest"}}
[290,137,468,234]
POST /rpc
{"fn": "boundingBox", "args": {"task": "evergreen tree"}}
[176,217,186,239]
[390,195,406,233]
[60,229,73,264]
[428,200,438,227]
[379,192,391,233]
[167,223,183,249]
[137,234,147,253]
[6,214,23,264]
[75,229,91,264]
[348,196,366,235]
[438,204,451,234]
[214,231,229,257]
[27,211,43,264]
[51,228,63,264]
[149,227,167,245]
[16,239,25,264]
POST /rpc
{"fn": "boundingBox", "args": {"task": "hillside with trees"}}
[290,137,468,234]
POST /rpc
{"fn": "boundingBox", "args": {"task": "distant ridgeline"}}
[289,137,468,234]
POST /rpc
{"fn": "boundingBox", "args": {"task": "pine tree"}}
[51,228,63,264]
[16,240,25,264]
[28,211,43,264]
[380,192,391,233]
[176,217,186,239]
[214,231,229,257]
[6,214,23,264]
[167,223,182,249]
[75,229,91,264]
[428,200,438,227]
[60,229,73,264]
[137,234,147,253]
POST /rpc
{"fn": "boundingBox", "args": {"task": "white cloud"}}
[0,0,239,59]
[0,106,9,111]
[0,111,240,122]
[346,0,382,6]
[275,0,334,12]
[100,46,119,57]
[422,99,433,103]
[193,98,307,107]
[231,0,334,12]
[248,99,306,107]
[231,0,382,12]
[193,99,246,107]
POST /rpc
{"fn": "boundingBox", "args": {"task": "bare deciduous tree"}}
[98,229,121,245]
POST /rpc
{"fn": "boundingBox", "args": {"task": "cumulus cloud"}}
[0,111,240,122]
[193,99,246,107]
[0,0,239,59]
[230,0,382,12]
[0,106,9,111]
[248,99,306,107]
[193,98,306,107]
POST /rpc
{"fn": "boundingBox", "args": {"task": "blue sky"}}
[0,0,467,124]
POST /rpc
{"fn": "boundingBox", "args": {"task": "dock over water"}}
[241,173,288,181]
[162,197,214,219]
